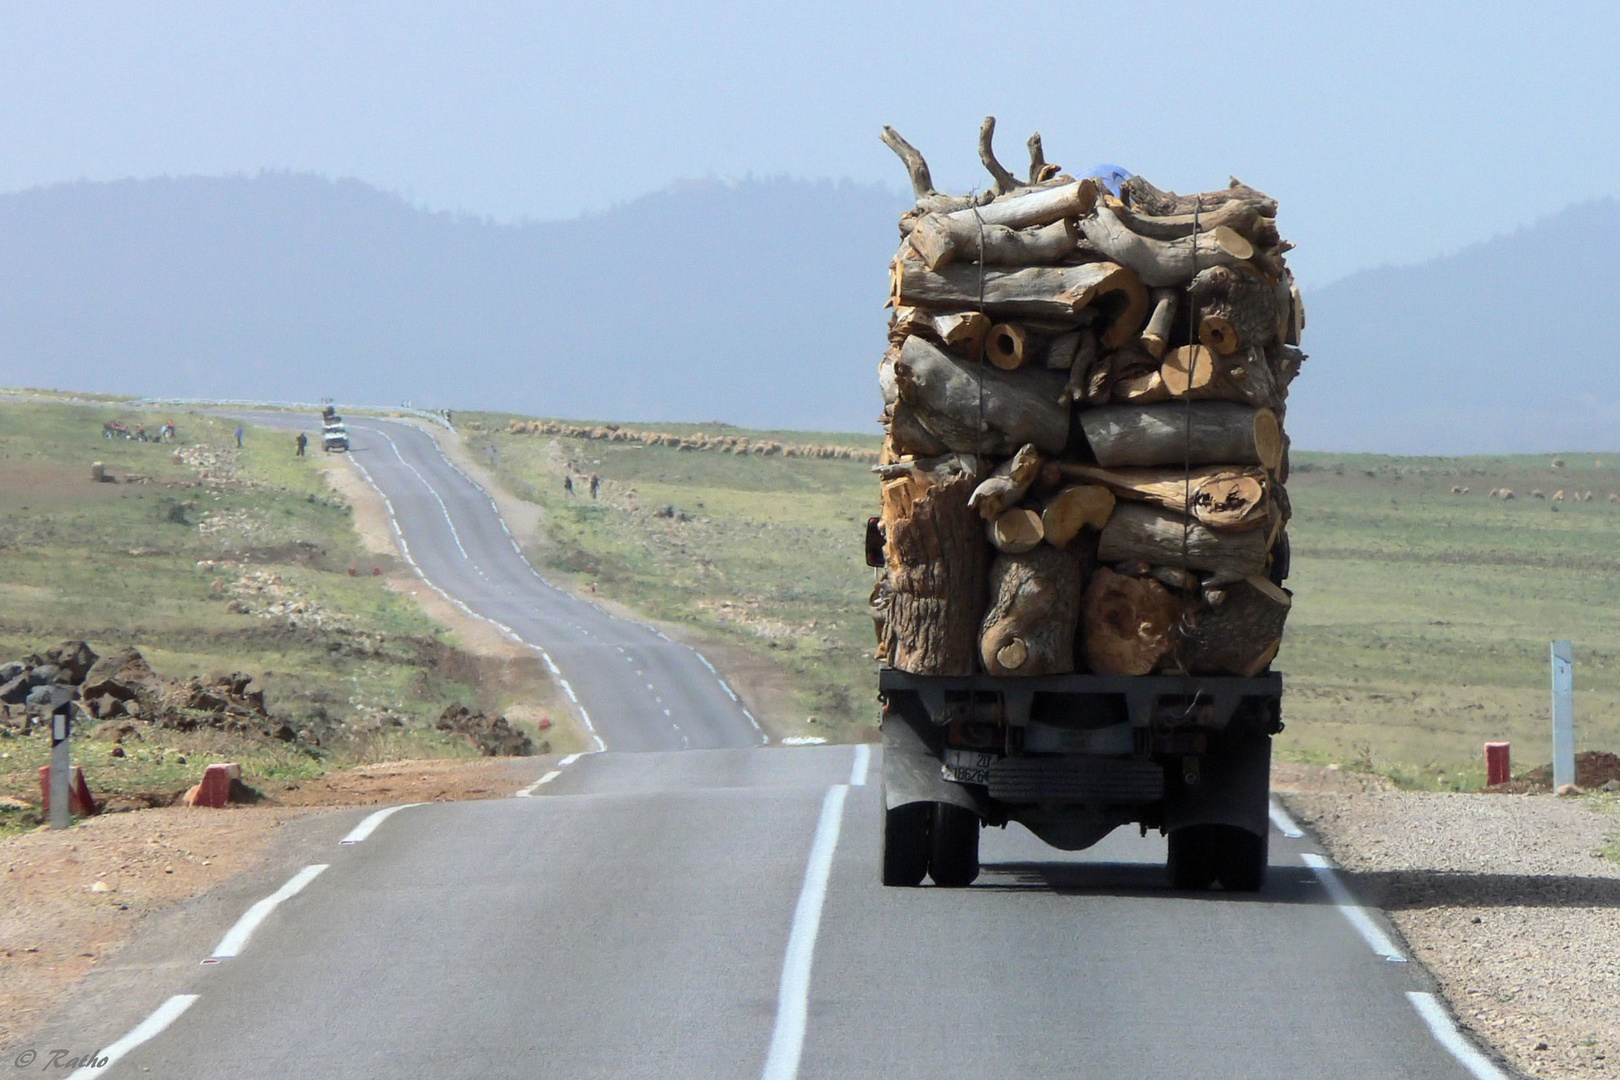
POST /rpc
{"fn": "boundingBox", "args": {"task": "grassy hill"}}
[467,413,1620,787]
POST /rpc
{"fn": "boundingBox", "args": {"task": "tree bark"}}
[989,507,1045,553]
[1081,567,1183,675]
[1045,463,1270,530]
[1079,402,1283,470]
[980,546,1083,676]
[907,214,1079,272]
[1191,264,1279,355]
[1139,288,1178,359]
[978,116,1020,195]
[969,444,1042,519]
[879,459,988,675]
[1041,484,1116,547]
[893,256,1142,325]
[1080,201,1255,287]
[1121,175,1278,218]
[1060,328,1100,406]
[893,334,1070,455]
[943,179,1097,230]
[1180,577,1290,676]
[1105,197,1270,243]
[1097,503,1270,577]
[880,126,939,202]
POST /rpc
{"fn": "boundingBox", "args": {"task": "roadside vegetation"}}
[0,400,554,833]
[462,412,1620,785]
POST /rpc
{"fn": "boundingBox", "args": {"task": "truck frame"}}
[878,667,1283,891]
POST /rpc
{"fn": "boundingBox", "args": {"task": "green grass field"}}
[464,412,1620,787]
[0,400,557,828]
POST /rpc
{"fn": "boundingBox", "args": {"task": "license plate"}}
[942,749,998,785]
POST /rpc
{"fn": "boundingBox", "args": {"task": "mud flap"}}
[881,710,981,816]
[1161,733,1271,838]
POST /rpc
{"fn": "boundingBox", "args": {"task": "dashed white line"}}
[1407,992,1510,1079]
[1269,799,1305,838]
[761,785,849,1080]
[209,864,329,960]
[366,424,471,561]
[340,803,424,844]
[1301,853,1407,962]
[66,994,200,1080]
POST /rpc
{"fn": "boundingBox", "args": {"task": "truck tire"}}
[928,802,980,887]
[1214,826,1267,892]
[1167,825,1219,890]
[882,803,931,887]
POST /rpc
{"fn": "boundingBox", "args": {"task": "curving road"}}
[30,410,1512,1080]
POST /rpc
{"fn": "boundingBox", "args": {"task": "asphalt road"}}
[36,413,1509,1079]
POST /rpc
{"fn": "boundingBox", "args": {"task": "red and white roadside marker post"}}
[1484,741,1510,787]
[1551,639,1575,790]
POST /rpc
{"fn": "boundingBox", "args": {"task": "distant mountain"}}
[1290,199,1620,453]
[4,173,1616,451]
[0,173,910,432]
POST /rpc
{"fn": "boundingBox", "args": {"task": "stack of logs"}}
[873,119,1305,679]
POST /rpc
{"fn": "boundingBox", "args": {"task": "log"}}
[1045,329,1082,372]
[1108,347,1171,404]
[1044,463,1269,530]
[1041,485,1116,547]
[1180,577,1290,676]
[1121,175,1278,219]
[887,399,950,457]
[890,307,990,358]
[1080,201,1255,287]
[943,179,1097,230]
[985,323,1034,370]
[1139,288,1178,359]
[894,258,1145,328]
[1081,567,1183,675]
[1060,328,1100,406]
[1288,277,1305,346]
[989,507,1045,553]
[1161,344,1280,410]
[1026,132,1060,184]
[1106,198,1269,243]
[893,335,1070,455]
[969,444,1043,520]
[978,116,1021,195]
[1190,264,1279,355]
[980,546,1083,676]
[1079,402,1283,470]
[907,214,1079,272]
[880,126,939,202]
[1097,503,1269,577]
[879,458,988,675]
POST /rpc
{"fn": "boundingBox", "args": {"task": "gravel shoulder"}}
[1279,773,1620,1079]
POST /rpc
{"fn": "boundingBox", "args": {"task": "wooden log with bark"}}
[1081,567,1184,675]
[1139,288,1178,359]
[1121,175,1279,219]
[985,323,1035,370]
[943,178,1097,230]
[1044,463,1270,530]
[1079,402,1284,470]
[892,258,1146,333]
[907,215,1080,272]
[892,335,1070,455]
[1190,264,1279,355]
[1096,503,1270,577]
[1080,200,1255,288]
[980,546,1084,676]
[878,457,988,675]
[1160,344,1281,410]
[1179,577,1291,676]
[969,444,1043,519]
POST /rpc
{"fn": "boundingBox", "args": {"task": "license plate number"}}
[942,749,997,785]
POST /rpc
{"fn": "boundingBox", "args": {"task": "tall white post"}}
[50,707,71,830]
[1551,639,1575,790]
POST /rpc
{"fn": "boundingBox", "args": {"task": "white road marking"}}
[1269,799,1305,838]
[66,994,200,1080]
[1300,853,1407,962]
[516,771,562,796]
[781,736,827,746]
[559,753,583,767]
[849,744,870,786]
[209,864,329,959]
[1407,992,1510,1079]
[367,424,471,561]
[340,803,424,844]
[663,708,672,717]
[762,784,849,1080]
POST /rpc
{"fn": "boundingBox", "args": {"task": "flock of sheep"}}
[1451,486,1619,502]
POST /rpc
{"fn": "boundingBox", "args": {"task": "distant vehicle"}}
[321,424,350,452]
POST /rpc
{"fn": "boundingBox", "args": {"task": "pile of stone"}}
[435,704,537,756]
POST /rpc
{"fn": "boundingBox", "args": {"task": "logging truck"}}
[871,120,1301,893]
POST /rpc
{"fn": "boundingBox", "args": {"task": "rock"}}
[91,720,139,743]
[81,647,159,703]
[435,703,535,756]
[25,685,56,706]
[28,664,61,686]
[44,641,99,683]
[1556,783,1582,796]
[1602,779,1620,792]
[90,880,112,893]
[0,676,30,705]
[109,746,125,758]
[0,662,24,683]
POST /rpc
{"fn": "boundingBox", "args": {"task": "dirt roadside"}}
[1278,769,1620,1080]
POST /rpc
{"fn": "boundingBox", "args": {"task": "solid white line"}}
[366,425,470,561]
[210,864,329,959]
[340,803,424,844]
[559,753,582,767]
[66,994,200,1080]
[849,744,870,787]
[1269,799,1305,838]
[1406,992,1510,1079]
[1300,853,1407,962]
[761,784,849,1080]
[516,770,563,797]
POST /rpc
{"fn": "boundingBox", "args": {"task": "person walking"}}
[295,432,307,457]
[589,474,601,499]
[234,425,244,448]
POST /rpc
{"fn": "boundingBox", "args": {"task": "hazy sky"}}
[4,1,1618,285]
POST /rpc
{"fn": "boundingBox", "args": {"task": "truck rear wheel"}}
[1215,826,1267,892]
[882,802,931,887]
[1167,825,1219,890]
[928,803,980,887]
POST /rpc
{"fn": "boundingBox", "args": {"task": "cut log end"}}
[986,323,1031,370]
[1253,409,1284,472]
[996,639,1029,671]
[989,507,1045,553]
[1042,485,1116,548]
[1198,315,1239,355]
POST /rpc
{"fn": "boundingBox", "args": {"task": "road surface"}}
[31,413,1510,1080]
